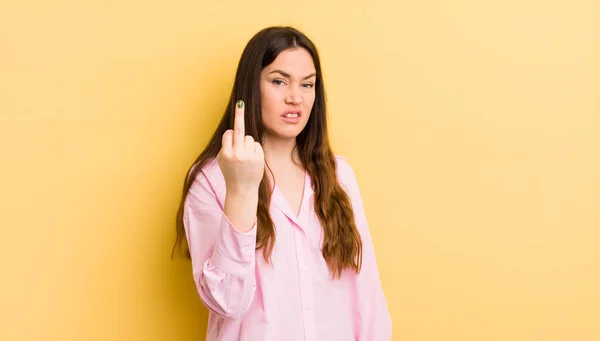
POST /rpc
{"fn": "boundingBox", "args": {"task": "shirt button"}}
[243,246,253,253]
[304,265,309,271]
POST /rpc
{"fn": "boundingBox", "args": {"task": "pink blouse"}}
[183,155,392,340]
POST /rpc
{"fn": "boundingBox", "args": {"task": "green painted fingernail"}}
[237,100,244,108]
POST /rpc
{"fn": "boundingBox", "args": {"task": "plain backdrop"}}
[1,1,599,340]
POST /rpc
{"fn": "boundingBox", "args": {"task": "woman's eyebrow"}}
[269,69,316,80]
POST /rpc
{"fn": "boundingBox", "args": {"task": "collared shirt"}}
[183,155,392,341]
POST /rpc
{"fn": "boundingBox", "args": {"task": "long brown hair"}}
[172,26,362,279]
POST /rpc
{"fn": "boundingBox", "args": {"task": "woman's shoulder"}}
[186,158,227,204]
[188,158,222,185]
[333,154,362,195]
[191,155,356,190]
[334,154,357,180]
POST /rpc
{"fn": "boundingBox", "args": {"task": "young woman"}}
[173,26,392,341]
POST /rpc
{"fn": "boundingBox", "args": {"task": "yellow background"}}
[1,0,599,340]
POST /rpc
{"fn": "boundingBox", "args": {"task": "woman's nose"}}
[285,86,303,105]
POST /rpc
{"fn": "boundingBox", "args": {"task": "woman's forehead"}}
[263,48,316,77]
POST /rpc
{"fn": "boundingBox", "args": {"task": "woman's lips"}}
[281,110,302,123]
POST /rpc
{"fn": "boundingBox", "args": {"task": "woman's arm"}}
[337,156,393,340]
[183,167,258,320]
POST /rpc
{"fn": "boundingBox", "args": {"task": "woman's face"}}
[259,48,316,141]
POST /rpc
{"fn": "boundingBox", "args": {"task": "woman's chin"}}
[266,126,306,140]
[264,132,300,141]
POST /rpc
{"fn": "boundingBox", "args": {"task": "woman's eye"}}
[272,80,285,86]
[303,83,314,89]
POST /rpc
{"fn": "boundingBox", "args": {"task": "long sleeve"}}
[183,167,257,320]
[337,157,393,340]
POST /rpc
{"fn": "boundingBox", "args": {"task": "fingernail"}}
[237,100,244,108]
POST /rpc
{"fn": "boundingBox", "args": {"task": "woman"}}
[173,26,392,341]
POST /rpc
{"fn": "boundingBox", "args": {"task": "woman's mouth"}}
[281,110,302,123]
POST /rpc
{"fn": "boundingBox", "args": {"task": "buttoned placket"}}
[271,173,316,341]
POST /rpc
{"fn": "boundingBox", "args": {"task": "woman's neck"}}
[262,135,301,168]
